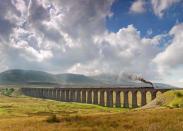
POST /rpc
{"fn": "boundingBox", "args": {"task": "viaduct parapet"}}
[21,87,170,108]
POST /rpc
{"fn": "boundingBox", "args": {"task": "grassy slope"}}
[0,95,126,131]
[0,90,182,131]
[0,96,125,118]
[143,89,183,109]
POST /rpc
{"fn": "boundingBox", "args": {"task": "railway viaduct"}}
[21,86,170,108]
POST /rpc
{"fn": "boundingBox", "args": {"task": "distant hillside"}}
[55,73,101,85]
[91,74,132,85]
[0,69,55,84]
[0,69,176,88]
[91,74,177,88]
[0,69,102,85]
[153,83,177,89]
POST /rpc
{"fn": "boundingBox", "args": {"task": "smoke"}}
[121,72,154,87]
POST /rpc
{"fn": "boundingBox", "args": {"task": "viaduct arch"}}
[21,87,169,108]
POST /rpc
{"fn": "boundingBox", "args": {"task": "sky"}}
[0,0,183,86]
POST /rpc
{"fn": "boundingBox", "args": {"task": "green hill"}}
[0,69,176,88]
[0,69,102,85]
[142,89,183,109]
[0,69,55,84]
[55,73,101,85]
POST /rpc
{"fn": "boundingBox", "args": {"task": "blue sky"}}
[107,0,183,37]
[0,0,183,87]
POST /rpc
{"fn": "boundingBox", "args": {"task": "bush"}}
[172,103,180,108]
[156,100,163,106]
[46,114,60,123]
[180,104,183,108]
[64,115,83,122]
[175,92,183,98]
[1,88,15,96]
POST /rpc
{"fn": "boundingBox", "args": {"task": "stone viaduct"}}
[21,86,169,108]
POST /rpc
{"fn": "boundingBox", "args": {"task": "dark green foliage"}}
[0,88,14,96]
[46,114,60,123]
[172,103,180,108]
[64,115,83,122]
[175,92,183,98]
[0,69,55,84]
[156,100,163,106]
[180,104,183,108]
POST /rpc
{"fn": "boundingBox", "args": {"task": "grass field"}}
[0,89,182,131]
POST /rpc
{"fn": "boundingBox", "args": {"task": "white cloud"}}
[154,23,183,67]
[151,0,181,18]
[70,25,163,79]
[0,0,115,73]
[129,0,181,18]
[147,29,153,36]
[67,62,102,76]
[0,0,183,87]
[152,23,183,86]
[11,0,27,15]
[130,0,146,13]
[153,23,183,73]
[0,0,167,79]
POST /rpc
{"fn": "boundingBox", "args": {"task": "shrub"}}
[123,124,133,129]
[180,104,183,108]
[172,103,180,108]
[156,100,163,106]
[110,121,119,128]
[175,92,183,98]
[46,114,60,123]
[64,115,83,122]
[1,88,15,96]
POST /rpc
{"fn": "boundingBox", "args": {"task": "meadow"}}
[0,88,182,131]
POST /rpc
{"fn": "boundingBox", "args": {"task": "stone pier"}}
[132,91,138,108]
[115,91,121,107]
[87,90,92,104]
[93,90,98,105]
[100,90,105,106]
[141,91,146,106]
[123,91,129,108]
[76,90,81,103]
[107,90,113,107]
[82,90,86,103]
[66,90,70,102]
[70,89,75,102]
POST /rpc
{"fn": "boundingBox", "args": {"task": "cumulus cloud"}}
[151,0,181,18]
[129,0,181,18]
[130,0,146,13]
[151,23,183,86]
[153,23,183,74]
[0,0,115,73]
[0,0,183,86]
[69,25,163,79]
